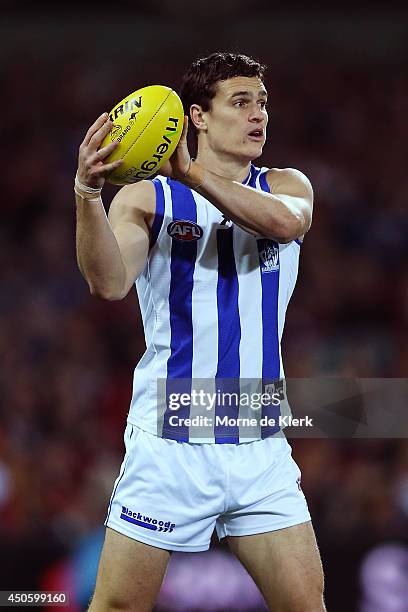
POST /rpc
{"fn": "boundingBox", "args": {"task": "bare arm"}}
[75,113,154,300]
[194,166,313,241]
[106,182,155,297]
[161,117,313,242]
[76,183,154,300]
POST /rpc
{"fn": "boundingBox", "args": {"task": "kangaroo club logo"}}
[258,239,280,273]
[167,220,203,242]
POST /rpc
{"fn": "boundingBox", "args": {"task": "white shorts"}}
[105,423,311,552]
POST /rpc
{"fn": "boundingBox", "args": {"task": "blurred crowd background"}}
[1,2,407,611]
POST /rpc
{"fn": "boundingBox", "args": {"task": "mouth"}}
[247,129,264,141]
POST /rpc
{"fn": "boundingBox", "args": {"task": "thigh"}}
[89,527,171,612]
[227,521,326,612]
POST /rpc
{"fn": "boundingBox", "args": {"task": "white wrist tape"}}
[74,174,102,201]
[75,174,102,193]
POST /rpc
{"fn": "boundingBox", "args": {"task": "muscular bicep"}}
[108,181,155,295]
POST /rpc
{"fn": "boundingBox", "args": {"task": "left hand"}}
[159,116,191,180]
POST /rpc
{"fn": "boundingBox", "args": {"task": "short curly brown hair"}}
[180,52,266,142]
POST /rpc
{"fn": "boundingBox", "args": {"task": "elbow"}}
[89,284,127,301]
[266,212,310,243]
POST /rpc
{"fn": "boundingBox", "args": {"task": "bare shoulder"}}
[266,167,313,199]
[108,180,156,228]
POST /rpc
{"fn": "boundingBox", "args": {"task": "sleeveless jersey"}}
[127,164,301,443]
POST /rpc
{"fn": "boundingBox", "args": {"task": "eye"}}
[259,100,267,109]
[234,99,247,108]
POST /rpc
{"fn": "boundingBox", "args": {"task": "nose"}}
[249,103,265,123]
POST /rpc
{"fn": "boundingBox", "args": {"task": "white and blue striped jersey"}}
[127,164,301,443]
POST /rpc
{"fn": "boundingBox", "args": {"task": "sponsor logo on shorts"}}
[296,476,302,491]
[167,220,203,242]
[120,506,176,533]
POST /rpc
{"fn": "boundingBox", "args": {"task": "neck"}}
[195,141,252,183]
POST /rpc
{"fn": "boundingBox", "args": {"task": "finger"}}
[93,140,119,162]
[88,118,114,150]
[98,159,123,177]
[82,112,109,147]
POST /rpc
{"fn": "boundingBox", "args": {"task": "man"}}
[75,52,325,612]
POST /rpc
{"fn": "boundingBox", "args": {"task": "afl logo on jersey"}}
[167,220,203,242]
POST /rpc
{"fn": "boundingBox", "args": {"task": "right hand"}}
[77,112,122,190]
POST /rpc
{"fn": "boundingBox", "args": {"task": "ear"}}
[190,104,208,134]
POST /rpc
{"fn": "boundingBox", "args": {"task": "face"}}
[198,76,268,161]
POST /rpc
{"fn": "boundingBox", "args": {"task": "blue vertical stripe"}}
[150,178,165,249]
[215,226,240,443]
[258,243,281,438]
[257,172,281,438]
[259,169,269,192]
[248,164,262,188]
[242,164,254,185]
[162,180,198,442]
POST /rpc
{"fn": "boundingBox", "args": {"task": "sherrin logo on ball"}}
[101,85,184,186]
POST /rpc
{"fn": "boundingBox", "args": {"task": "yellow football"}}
[101,85,184,186]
